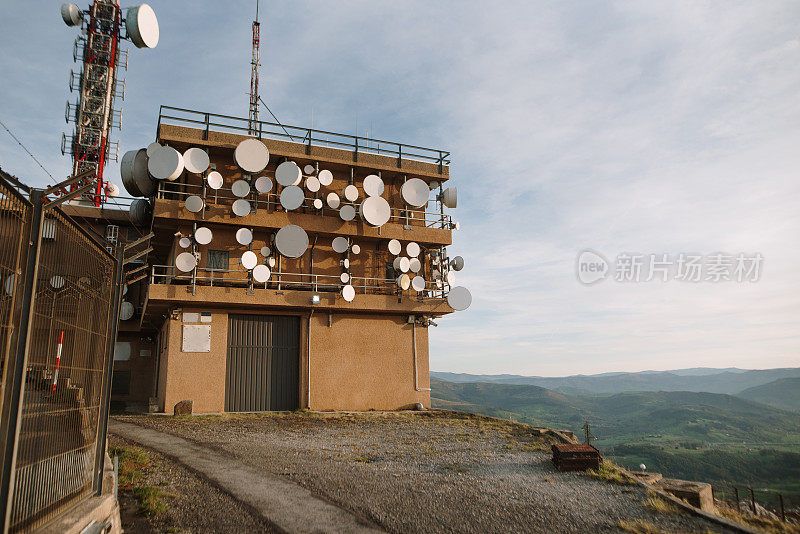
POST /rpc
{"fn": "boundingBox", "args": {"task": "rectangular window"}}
[207,250,229,271]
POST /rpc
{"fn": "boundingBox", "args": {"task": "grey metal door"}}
[225,314,300,412]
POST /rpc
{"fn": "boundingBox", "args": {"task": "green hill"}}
[737,377,800,411]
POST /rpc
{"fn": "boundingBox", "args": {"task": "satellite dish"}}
[195,227,213,245]
[232,199,251,216]
[332,237,349,254]
[343,185,359,202]
[447,271,456,286]
[441,186,458,209]
[105,182,120,197]
[253,264,271,283]
[175,252,197,272]
[148,145,183,181]
[234,138,270,173]
[260,246,271,256]
[363,174,384,197]
[131,148,155,196]
[342,284,355,302]
[318,169,333,186]
[280,185,304,210]
[351,244,360,255]
[255,176,272,193]
[401,178,429,207]
[447,286,472,311]
[120,150,142,196]
[305,176,321,192]
[178,237,192,248]
[126,4,159,49]
[450,256,465,271]
[359,196,391,227]
[232,179,251,198]
[235,227,253,245]
[453,221,461,231]
[241,251,258,270]
[60,3,81,26]
[50,275,66,289]
[274,225,308,258]
[303,164,316,175]
[406,242,420,258]
[393,257,410,273]
[409,258,421,273]
[340,273,350,283]
[183,148,210,174]
[326,192,340,209]
[342,258,350,269]
[207,171,223,190]
[276,161,302,186]
[430,181,439,190]
[129,199,152,226]
[388,239,401,255]
[411,276,425,292]
[313,198,323,209]
[339,205,356,221]
[267,256,276,267]
[120,301,135,321]
[185,195,204,213]
[146,142,162,157]
[396,274,410,290]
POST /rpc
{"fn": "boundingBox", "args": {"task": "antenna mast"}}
[248,1,261,135]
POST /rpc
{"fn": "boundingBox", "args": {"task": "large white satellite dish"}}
[232,199,251,216]
[61,3,81,26]
[318,169,333,186]
[232,179,251,198]
[253,264,270,283]
[441,186,458,208]
[401,178,429,207]
[396,274,410,290]
[303,164,316,175]
[120,301,135,321]
[183,148,210,174]
[332,237,349,253]
[351,244,360,255]
[326,192,340,209]
[195,227,213,245]
[276,161,302,186]
[280,185,304,210]
[207,171,223,190]
[275,225,308,258]
[343,184,359,202]
[305,176,321,192]
[388,239,401,255]
[411,276,426,292]
[406,242,420,258]
[342,284,355,302]
[339,205,356,221]
[235,227,253,245]
[363,175,384,197]
[185,195,204,213]
[234,139,270,174]
[175,252,197,272]
[409,258,421,273]
[447,286,472,311]
[451,256,465,271]
[241,251,258,270]
[359,196,391,227]
[255,176,272,194]
[178,237,192,249]
[148,145,183,181]
[126,4,159,49]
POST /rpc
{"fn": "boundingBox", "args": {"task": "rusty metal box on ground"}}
[551,443,602,471]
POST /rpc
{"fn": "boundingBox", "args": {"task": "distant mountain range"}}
[737,377,800,411]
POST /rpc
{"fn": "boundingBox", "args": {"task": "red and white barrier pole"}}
[51,330,64,394]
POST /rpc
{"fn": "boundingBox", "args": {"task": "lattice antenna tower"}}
[248,1,261,135]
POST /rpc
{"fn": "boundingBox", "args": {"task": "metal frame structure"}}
[248,2,261,135]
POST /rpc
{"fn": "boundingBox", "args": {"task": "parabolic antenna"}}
[342,284,355,302]
[396,274,410,290]
[401,178,429,207]
[241,251,258,270]
[132,148,155,195]
[409,258,421,273]
[120,150,141,196]
[339,205,356,221]
[274,225,308,258]
[105,182,120,197]
[120,301,135,321]
[340,273,350,283]
[235,227,253,245]
[280,185,304,210]
[234,138,270,174]
[318,169,333,186]
[148,145,183,180]
[303,164,315,175]
[178,237,191,249]
[343,184,359,202]
[194,227,213,245]
[447,286,472,311]
[61,4,81,26]
[359,196,391,227]
[332,237,349,254]
[231,179,251,198]
[313,198,323,209]
[406,242,420,257]
[351,244,360,255]
[126,4,159,49]
[305,176,320,192]
[276,161,302,186]
[363,174,384,197]
[255,176,272,194]
[447,271,456,286]
[253,264,270,283]
[342,258,350,269]
[50,275,66,289]
[232,199,251,217]
[146,142,162,157]
[129,199,152,226]
[267,257,276,267]
[207,171,223,190]
[451,256,465,271]
[260,246,271,256]
[393,256,410,272]
[441,186,458,208]
[388,239,401,255]
[326,192,340,209]
[185,195,204,213]
[175,252,197,272]
[183,147,210,174]
[411,276,425,292]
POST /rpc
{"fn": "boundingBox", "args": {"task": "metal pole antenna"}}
[248,0,261,135]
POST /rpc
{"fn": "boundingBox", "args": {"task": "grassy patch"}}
[444,463,470,473]
[132,486,171,517]
[643,491,681,515]
[617,519,664,534]
[586,462,636,485]
[110,445,173,517]
[716,502,800,534]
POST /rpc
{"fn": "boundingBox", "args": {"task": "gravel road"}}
[115,410,738,533]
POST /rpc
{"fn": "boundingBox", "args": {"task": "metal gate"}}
[225,314,300,412]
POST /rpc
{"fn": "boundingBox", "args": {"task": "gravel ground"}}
[115,411,738,534]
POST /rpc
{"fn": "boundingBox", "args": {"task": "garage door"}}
[225,314,300,411]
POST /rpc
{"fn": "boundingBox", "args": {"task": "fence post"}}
[778,493,785,522]
[733,487,739,512]
[0,190,44,533]
[749,487,756,514]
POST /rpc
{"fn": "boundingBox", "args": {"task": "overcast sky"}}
[1,2,799,376]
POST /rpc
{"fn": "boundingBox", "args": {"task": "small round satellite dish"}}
[392,257,402,271]
[120,301,135,321]
[409,258,421,273]
[146,142,162,157]
[441,186,458,209]
[447,286,472,311]
[61,3,81,26]
[340,272,350,283]
[411,276,426,291]
[276,161,302,186]
[234,138,270,173]
[313,198,323,209]
[342,258,350,269]
[399,257,410,273]
[451,256,465,271]
[303,164,316,175]
[318,169,333,186]
[241,251,258,270]
[342,284,355,302]
[178,237,192,249]
[406,242,420,257]
[430,181,439,190]
[148,145,183,181]
[326,192,340,209]
[363,175,384,197]
[388,239,401,255]
[305,176,320,192]
[129,199,152,226]
[280,185,304,210]
[105,182,120,197]
[252,264,270,283]
[195,227,213,245]
[50,275,66,289]
[207,171,223,190]
[232,179,251,198]
[260,246,271,256]
[275,225,308,258]
[447,271,456,286]
[267,257,276,268]
[343,184,359,202]
[255,176,272,194]
[235,227,253,245]
[126,4,159,49]
[185,195,204,213]
[454,221,461,231]
[339,205,356,221]
[397,274,411,290]
[351,244,360,255]
[332,237,349,254]
[232,199,251,217]
[401,178,430,207]
[359,196,391,227]
[183,148,210,174]
[175,252,197,272]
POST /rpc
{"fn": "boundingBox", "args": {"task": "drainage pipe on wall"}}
[412,319,431,392]
[307,309,313,408]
